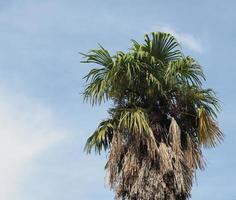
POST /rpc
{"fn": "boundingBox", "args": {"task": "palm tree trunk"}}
[106,118,204,200]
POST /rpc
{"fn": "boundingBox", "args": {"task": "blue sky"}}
[0,0,235,199]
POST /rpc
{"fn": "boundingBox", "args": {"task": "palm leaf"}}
[178,85,220,118]
[143,32,182,63]
[81,45,114,105]
[197,107,223,147]
[81,44,113,68]
[118,108,152,135]
[165,57,205,86]
[83,68,110,105]
[85,119,115,154]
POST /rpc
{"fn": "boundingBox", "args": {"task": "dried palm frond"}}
[105,118,202,200]
[184,134,205,171]
[197,107,223,147]
[168,118,182,155]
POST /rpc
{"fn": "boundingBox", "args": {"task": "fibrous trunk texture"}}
[106,118,204,200]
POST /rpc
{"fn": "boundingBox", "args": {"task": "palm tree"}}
[81,32,223,200]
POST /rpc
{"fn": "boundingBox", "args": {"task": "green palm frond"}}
[143,32,182,63]
[130,39,142,52]
[179,86,220,119]
[118,108,152,135]
[85,119,115,154]
[81,44,113,68]
[113,53,142,85]
[165,57,205,86]
[197,107,223,147]
[131,40,157,66]
[194,89,220,118]
[82,45,114,105]
[83,68,110,105]
[146,72,163,92]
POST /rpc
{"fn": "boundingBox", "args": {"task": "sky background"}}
[0,0,235,199]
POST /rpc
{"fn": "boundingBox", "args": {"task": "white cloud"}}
[0,86,65,200]
[152,25,203,53]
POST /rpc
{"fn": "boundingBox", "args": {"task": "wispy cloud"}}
[0,86,65,200]
[152,25,203,53]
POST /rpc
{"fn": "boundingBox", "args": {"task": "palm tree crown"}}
[82,32,223,200]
